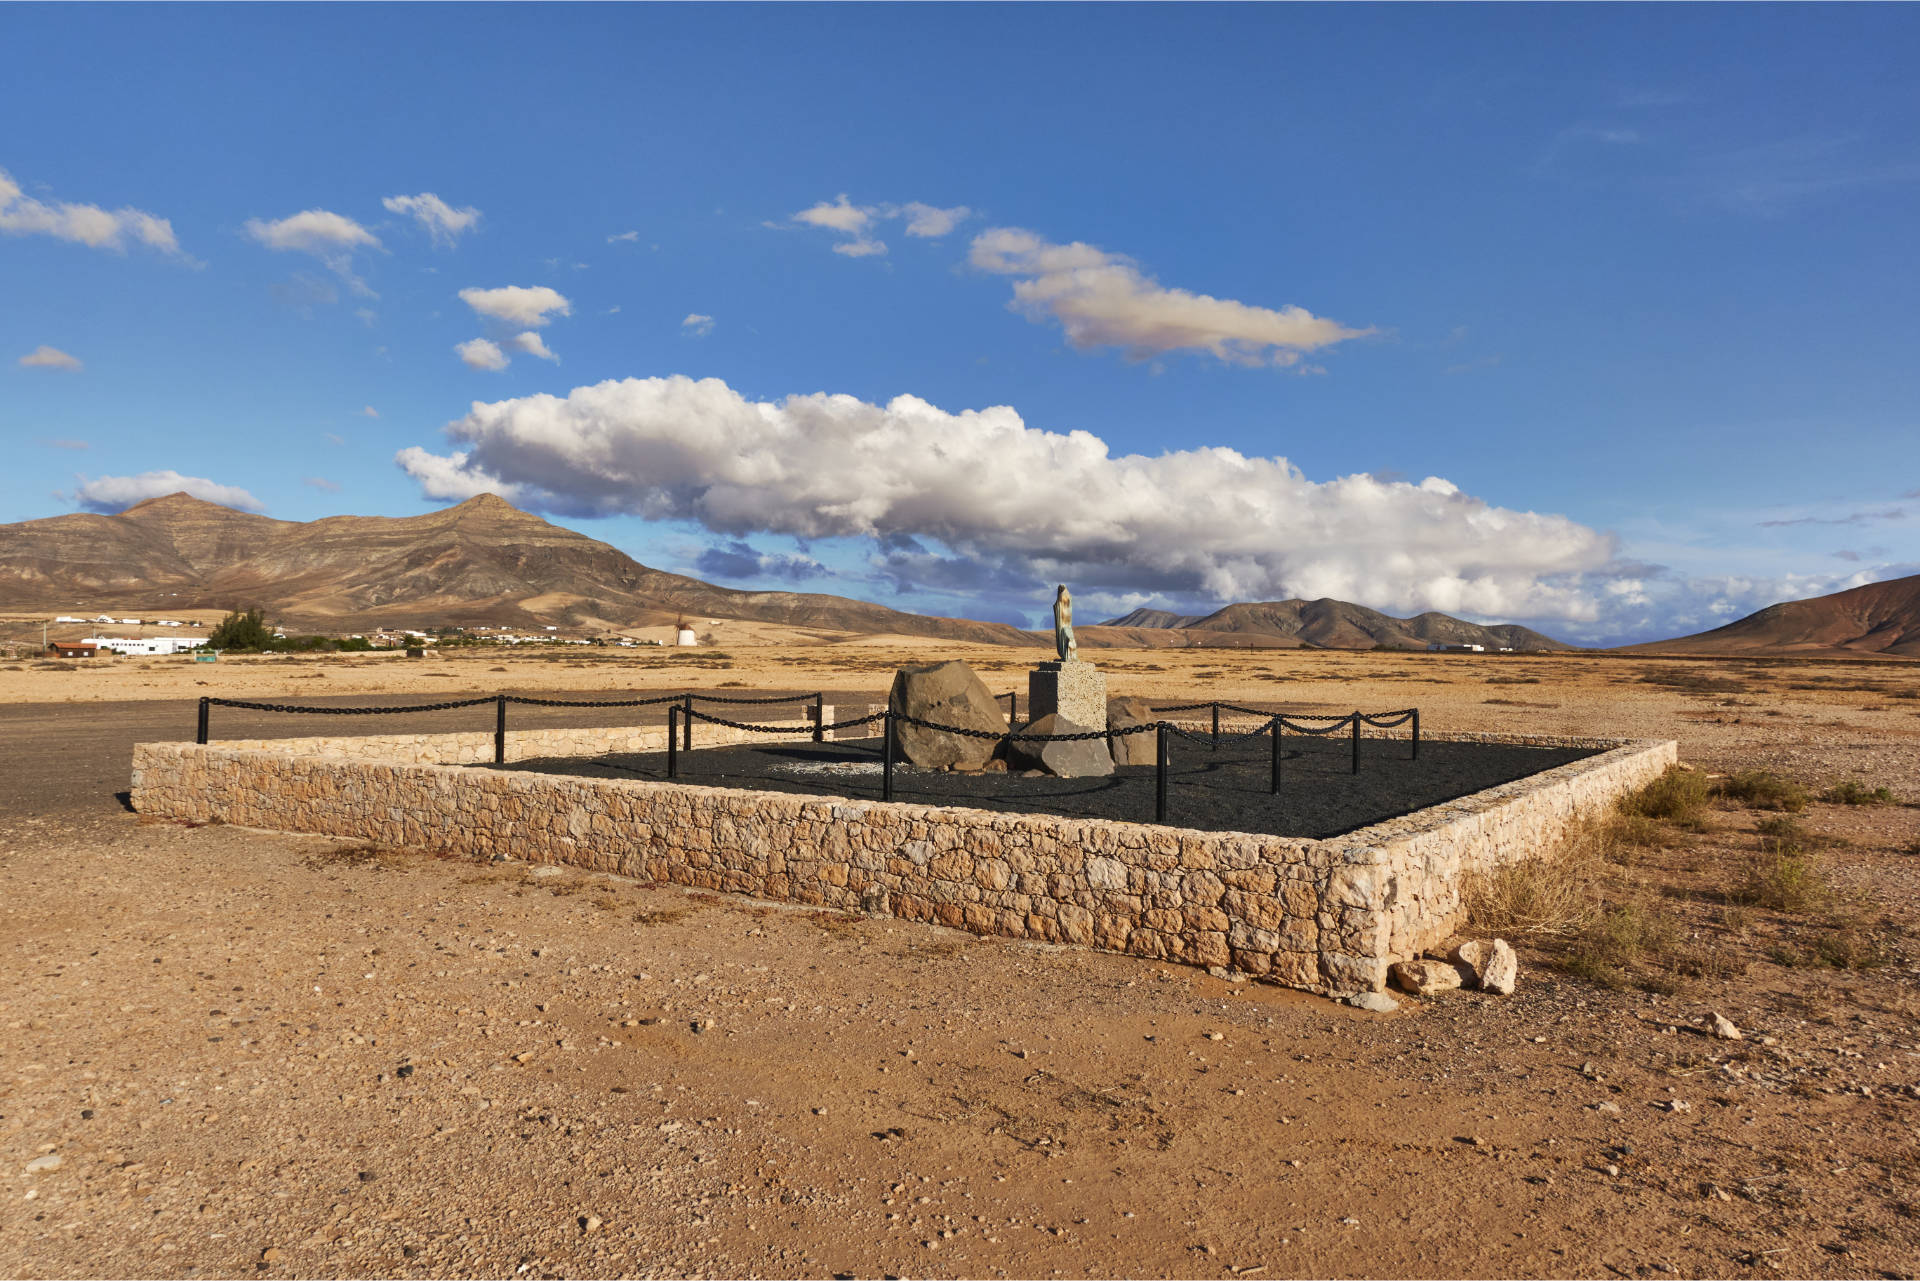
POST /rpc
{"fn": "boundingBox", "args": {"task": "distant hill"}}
[0,492,1031,643]
[1099,597,1567,651]
[0,492,1573,651]
[1624,573,1920,659]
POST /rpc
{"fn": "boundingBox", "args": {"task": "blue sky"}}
[4,4,1917,643]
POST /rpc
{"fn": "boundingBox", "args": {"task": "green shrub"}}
[1564,902,1683,989]
[1821,780,1896,806]
[208,606,274,652]
[1712,770,1810,812]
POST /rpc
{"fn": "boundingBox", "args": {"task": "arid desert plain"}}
[4,637,1918,1279]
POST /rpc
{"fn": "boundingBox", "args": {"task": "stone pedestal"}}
[1028,660,1107,732]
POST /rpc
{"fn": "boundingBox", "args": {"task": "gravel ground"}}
[492,735,1601,840]
[4,648,1920,1279]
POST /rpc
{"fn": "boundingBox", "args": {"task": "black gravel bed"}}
[486,734,1602,840]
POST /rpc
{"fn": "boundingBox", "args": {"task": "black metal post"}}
[1002,690,1017,722]
[881,710,895,802]
[1270,717,1282,795]
[1211,702,1220,750]
[1154,724,1169,822]
[1410,709,1420,760]
[196,697,210,745]
[812,693,825,744]
[681,694,693,751]
[494,695,507,765]
[666,706,679,779]
[1351,712,1361,774]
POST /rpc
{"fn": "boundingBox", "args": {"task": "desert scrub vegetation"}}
[1712,769,1810,812]
[1820,779,1897,806]
[1618,765,1711,828]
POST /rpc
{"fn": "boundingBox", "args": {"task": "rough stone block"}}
[1027,660,1107,731]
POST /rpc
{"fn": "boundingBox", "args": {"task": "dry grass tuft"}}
[1713,770,1810,812]
[1821,780,1896,806]
[1619,766,1711,828]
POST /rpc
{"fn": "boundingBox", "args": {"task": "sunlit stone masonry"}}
[131,730,1674,996]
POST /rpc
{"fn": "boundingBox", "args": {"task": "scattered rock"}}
[579,1214,602,1234]
[1390,959,1464,996]
[1346,991,1399,1013]
[1007,713,1115,779]
[260,1247,283,1264]
[1449,938,1518,995]
[1593,1100,1622,1116]
[1106,696,1159,766]
[888,661,1009,770]
[1710,1013,1743,1041]
[23,1152,61,1174]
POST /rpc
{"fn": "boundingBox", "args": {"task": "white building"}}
[85,636,208,656]
[1427,642,1486,653]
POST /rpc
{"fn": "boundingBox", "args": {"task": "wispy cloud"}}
[969,227,1373,367]
[381,192,481,247]
[606,230,641,244]
[302,476,341,493]
[356,405,379,418]
[245,208,381,295]
[40,437,89,451]
[19,344,82,371]
[458,285,570,328]
[681,313,715,337]
[1758,506,1907,529]
[784,193,973,258]
[74,470,265,514]
[0,165,185,257]
[455,337,509,371]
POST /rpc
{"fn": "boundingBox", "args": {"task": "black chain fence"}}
[192,691,1420,826]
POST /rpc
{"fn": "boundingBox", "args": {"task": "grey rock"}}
[1007,713,1115,779]
[1106,695,1159,766]
[1346,991,1399,1013]
[24,1153,61,1174]
[888,660,1009,771]
[1710,1012,1743,1041]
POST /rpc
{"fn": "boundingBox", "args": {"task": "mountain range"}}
[7,492,1914,658]
[1622,573,1920,659]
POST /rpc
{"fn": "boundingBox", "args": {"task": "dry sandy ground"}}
[4,644,1920,1279]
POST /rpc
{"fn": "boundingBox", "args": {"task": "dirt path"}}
[4,649,1918,1278]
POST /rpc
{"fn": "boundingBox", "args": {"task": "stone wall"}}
[130,733,1674,995]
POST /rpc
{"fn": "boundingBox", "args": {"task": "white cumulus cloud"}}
[970,226,1373,367]
[245,208,381,294]
[681,313,715,337]
[792,193,875,235]
[19,345,82,371]
[0,166,183,256]
[455,338,509,371]
[396,374,1620,623]
[75,470,265,514]
[457,285,571,328]
[381,192,481,246]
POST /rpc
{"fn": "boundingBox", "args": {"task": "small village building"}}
[47,641,99,658]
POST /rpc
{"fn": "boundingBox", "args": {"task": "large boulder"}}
[1008,713,1115,779]
[888,660,1008,770]
[1106,695,1159,766]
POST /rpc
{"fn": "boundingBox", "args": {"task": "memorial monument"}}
[1028,584,1106,732]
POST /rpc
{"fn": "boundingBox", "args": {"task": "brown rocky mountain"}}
[0,492,1031,642]
[0,492,1569,650]
[1101,598,1566,651]
[1623,573,1920,659]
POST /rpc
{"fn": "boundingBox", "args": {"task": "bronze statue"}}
[1053,584,1077,662]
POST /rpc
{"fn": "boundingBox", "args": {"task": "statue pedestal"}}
[1028,660,1107,731]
